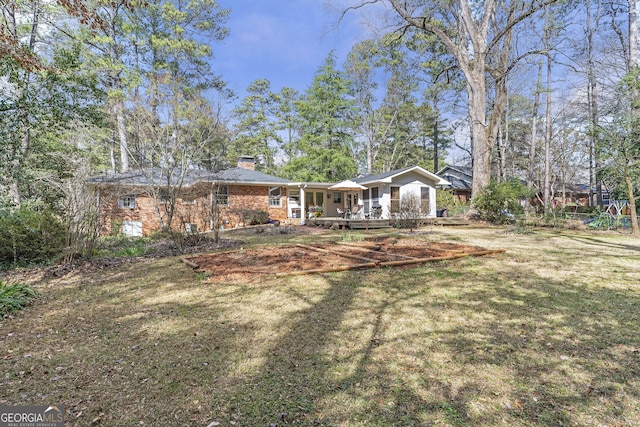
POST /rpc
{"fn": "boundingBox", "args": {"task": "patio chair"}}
[337,207,345,218]
[350,205,362,219]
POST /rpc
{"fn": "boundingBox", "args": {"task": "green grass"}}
[339,232,366,243]
[1,226,639,426]
[94,235,153,257]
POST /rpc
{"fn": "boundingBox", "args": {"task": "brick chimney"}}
[237,156,256,171]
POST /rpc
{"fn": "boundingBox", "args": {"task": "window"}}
[421,187,431,214]
[118,194,136,209]
[215,186,229,206]
[390,186,400,213]
[315,192,324,209]
[333,192,342,204]
[288,189,300,204]
[371,187,379,204]
[269,186,282,207]
[159,189,170,202]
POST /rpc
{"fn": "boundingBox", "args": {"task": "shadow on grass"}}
[564,233,640,253]
[2,242,640,426]
[434,266,640,426]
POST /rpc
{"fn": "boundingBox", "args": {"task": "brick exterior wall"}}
[97,184,288,236]
[218,185,288,228]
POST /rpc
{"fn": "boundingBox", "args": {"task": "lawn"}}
[1,226,639,426]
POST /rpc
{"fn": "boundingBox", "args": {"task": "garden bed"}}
[186,237,501,281]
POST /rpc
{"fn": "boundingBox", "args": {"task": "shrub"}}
[436,189,455,210]
[241,209,269,225]
[473,180,534,224]
[0,281,38,317]
[393,193,421,231]
[0,207,66,268]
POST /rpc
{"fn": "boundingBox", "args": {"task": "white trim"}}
[357,166,451,187]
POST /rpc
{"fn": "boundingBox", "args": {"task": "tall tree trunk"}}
[586,0,601,207]
[543,55,552,213]
[110,135,117,173]
[624,161,640,235]
[631,0,638,64]
[627,0,639,235]
[115,100,129,172]
[528,61,543,189]
[487,20,514,188]
[496,126,506,182]
[433,106,440,172]
[5,0,41,206]
[468,74,491,197]
[108,21,129,173]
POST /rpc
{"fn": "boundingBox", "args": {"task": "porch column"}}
[300,185,307,225]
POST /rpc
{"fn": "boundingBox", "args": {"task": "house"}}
[87,157,290,236]
[530,182,612,210]
[436,165,472,204]
[87,160,450,236]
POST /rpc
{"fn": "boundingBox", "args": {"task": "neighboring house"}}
[536,183,612,209]
[87,157,290,236]
[436,165,472,204]
[87,160,450,235]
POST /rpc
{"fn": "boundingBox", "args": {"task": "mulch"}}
[187,238,492,283]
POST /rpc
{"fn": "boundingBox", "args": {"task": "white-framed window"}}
[421,187,431,214]
[371,187,379,205]
[118,194,136,209]
[390,186,400,213]
[288,189,300,204]
[269,186,282,207]
[215,186,229,206]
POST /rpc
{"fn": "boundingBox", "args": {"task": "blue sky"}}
[215,0,366,101]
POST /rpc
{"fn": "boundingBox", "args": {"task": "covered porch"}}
[288,181,366,224]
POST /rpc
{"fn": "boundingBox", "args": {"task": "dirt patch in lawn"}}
[187,238,495,282]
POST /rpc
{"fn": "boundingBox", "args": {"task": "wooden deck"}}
[308,217,391,230]
[307,216,469,229]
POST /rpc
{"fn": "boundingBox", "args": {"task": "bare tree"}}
[346,0,558,197]
[395,191,421,232]
[543,6,555,213]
